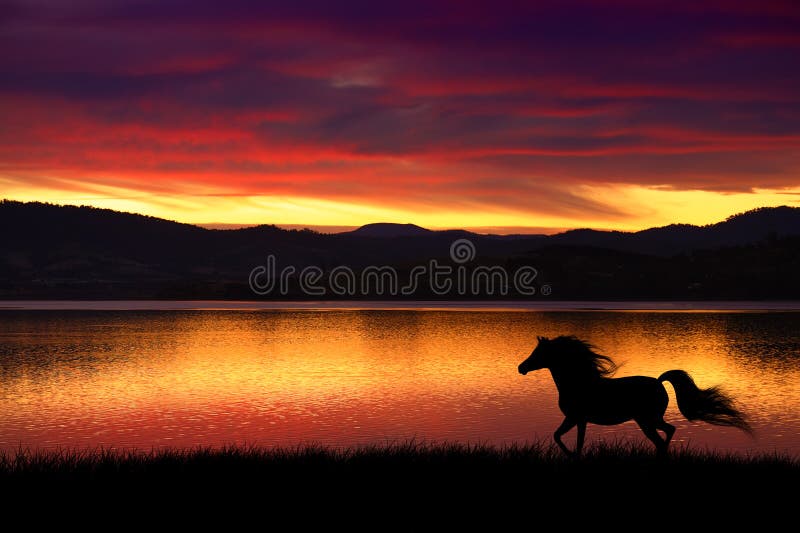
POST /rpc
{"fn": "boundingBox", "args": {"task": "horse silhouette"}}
[518,335,751,455]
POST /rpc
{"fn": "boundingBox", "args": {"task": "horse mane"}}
[549,335,618,377]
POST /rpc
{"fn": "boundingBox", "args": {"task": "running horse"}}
[518,335,752,455]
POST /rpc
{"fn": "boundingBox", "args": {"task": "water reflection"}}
[0,309,798,454]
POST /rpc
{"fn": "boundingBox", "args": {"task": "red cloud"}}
[1,0,799,223]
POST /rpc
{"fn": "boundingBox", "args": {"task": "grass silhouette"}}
[1,441,795,526]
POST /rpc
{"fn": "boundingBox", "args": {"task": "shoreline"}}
[3,299,800,311]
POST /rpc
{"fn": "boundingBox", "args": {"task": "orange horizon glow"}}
[2,188,798,234]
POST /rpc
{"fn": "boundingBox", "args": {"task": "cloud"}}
[1,0,799,224]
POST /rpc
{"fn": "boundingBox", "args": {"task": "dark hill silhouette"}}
[1,199,799,299]
[546,206,800,255]
[346,222,432,238]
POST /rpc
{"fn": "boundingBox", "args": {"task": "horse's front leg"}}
[553,417,577,456]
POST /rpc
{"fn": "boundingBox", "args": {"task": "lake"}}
[1,302,799,455]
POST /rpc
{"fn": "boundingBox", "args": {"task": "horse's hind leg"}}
[636,419,667,455]
[657,419,676,447]
[574,421,587,457]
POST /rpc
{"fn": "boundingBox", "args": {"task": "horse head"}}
[518,336,552,375]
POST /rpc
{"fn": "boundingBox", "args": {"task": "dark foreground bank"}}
[1,441,796,527]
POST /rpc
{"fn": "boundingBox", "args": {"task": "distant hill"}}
[545,206,800,255]
[346,223,432,238]
[1,200,799,299]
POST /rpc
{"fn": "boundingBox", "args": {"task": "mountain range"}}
[2,199,800,299]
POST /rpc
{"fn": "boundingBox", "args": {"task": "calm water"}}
[1,304,799,454]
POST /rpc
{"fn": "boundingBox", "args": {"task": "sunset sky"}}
[2,0,799,232]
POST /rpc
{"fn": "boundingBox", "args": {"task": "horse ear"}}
[537,335,543,341]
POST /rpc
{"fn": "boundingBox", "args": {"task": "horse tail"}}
[658,370,752,434]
